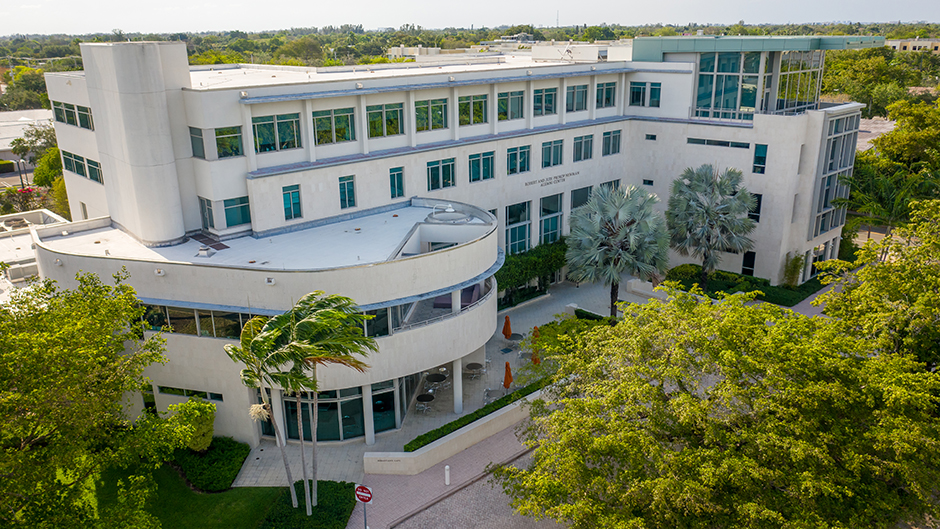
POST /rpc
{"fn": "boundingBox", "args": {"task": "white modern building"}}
[30,35,881,447]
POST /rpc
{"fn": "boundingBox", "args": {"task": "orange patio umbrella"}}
[531,326,541,365]
[503,361,513,390]
[532,326,540,340]
[531,349,541,365]
[502,315,512,340]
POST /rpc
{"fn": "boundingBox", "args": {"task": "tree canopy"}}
[495,287,940,529]
[0,271,194,528]
[818,199,940,370]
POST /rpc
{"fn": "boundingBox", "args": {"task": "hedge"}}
[495,239,567,292]
[173,436,251,492]
[259,481,356,529]
[404,378,549,452]
[0,160,14,174]
[665,264,824,307]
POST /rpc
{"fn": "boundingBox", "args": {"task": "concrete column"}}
[490,83,499,135]
[618,73,626,115]
[525,80,533,129]
[451,289,461,314]
[303,99,316,162]
[451,86,460,141]
[362,384,375,445]
[560,77,568,125]
[588,75,597,120]
[393,378,402,429]
[270,389,287,446]
[407,91,417,148]
[358,95,369,155]
[452,357,463,414]
[241,105,257,172]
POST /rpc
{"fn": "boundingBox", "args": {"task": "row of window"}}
[52,100,94,130]
[190,81,653,159]
[687,138,769,174]
[62,150,103,183]
[157,385,224,402]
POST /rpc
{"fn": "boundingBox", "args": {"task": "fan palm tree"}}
[566,184,669,317]
[267,292,377,510]
[223,316,300,509]
[666,164,756,287]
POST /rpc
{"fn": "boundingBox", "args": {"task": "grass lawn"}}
[99,465,281,529]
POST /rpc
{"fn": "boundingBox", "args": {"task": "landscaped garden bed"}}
[665,264,825,307]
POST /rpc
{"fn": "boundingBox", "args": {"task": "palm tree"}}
[566,184,669,317]
[223,316,300,509]
[266,292,377,509]
[666,164,756,287]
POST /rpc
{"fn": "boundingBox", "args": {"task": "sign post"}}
[355,484,373,529]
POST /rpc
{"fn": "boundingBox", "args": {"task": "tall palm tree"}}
[666,164,756,287]
[223,316,300,509]
[267,292,377,509]
[566,184,669,317]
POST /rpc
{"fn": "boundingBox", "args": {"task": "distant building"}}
[0,108,53,167]
[20,35,882,448]
[885,38,940,54]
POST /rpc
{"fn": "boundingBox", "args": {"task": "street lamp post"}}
[15,159,27,189]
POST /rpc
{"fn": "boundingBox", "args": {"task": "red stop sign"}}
[355,484,373,504]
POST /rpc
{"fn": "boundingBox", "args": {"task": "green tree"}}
[494,287,940,529]
[871,99,940,168]
[817,200,940,369]
[51,176,71,220]
[666,164,756,287]
[171,398,216,453]
[0,271,192,528]
[276,36,324,64]
[566,184,669,317]
[10,122,57,164]
[32,146,62,187]
[223,316,300,509]
[267,292,376,511]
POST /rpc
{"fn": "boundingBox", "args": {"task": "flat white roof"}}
[0,233,36,264]
[41,206,443,271]
[188,55,557,90]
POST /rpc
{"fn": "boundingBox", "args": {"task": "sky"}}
[2,0,938,36]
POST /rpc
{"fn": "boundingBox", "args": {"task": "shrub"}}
[495,239,567,305]
[173,436,250,492]
[665,263,701,281]
[0,160,14,174]
[169,397,216,452]
[782,252,806,288]
[404,378,549,452]
[259,481,356,529]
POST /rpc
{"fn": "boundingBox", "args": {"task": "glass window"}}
[630,82,646,106]
[533,88,556,116]
[341,397,365,439]
[565,85,588,112]
[215,126,243,158]
[198,197,214,229]
[143,305,168,331]
[314,108,356,145]
[596,82,616,108]
[505,201,530,255]
[52,101,67,124]
[469,151,495,182]
[601,180,619,190]
[645,134,656,141]
[602,130,621,156]
[643,179,654,186]
[498,91,524,121]
[223,196,251,227]
[458,95,488,126]
[573,135,593,162]
[742,251,756,276]
[649,83,661,108]
[426,158,455,190]
[571,186,591,209]
[367,103,404,138]
[365,308,389,337]
[339,176,356,209]
[743,52,761,74]
[212,311,241,339]
[77,105,94,130]
[753,144,767,173]
[699,52,716,73]
[390,167,405,199]
[189,127,205,159]
[373,391,396,433]
[252,116,277,153]
[541,140,563,168]
[283,184,301,220]
[696,74,714,110]
[717,52,741,73]
[749,194,762,222]
[507,145,530,175]
[86,160,103,183]
[540,193,563,245]
[62,102,77,126]
[416,98,448,131]
[167,308,198,335]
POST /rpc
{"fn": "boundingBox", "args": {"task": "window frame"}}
[416,98,448,132]
[314,108,356,145]
[753,144,768,173]
[283,184,302,220]
[215,126,244,158]
[458,95,488,126]
[426,158,456,191]
[506,145,531,175]
[389,167,405,199]
[596,82,616,109]
[541,140,563,168]
[252,113,301,153]
[189,127,205,159]
[469,151,495,182]
[602,130,621,156]
[198,197,215,230]
[505,201,531,255]
[367,103,404,138]
[533,88,557,116]
[540,193,563,245]
[573,135,593,162]
[339,176,356,209]
[566,85,588,112]
[630,82,647,107]
[223,196,251,227]
[497,90,524,121]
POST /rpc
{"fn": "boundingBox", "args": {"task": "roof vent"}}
[196,246,215,258]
